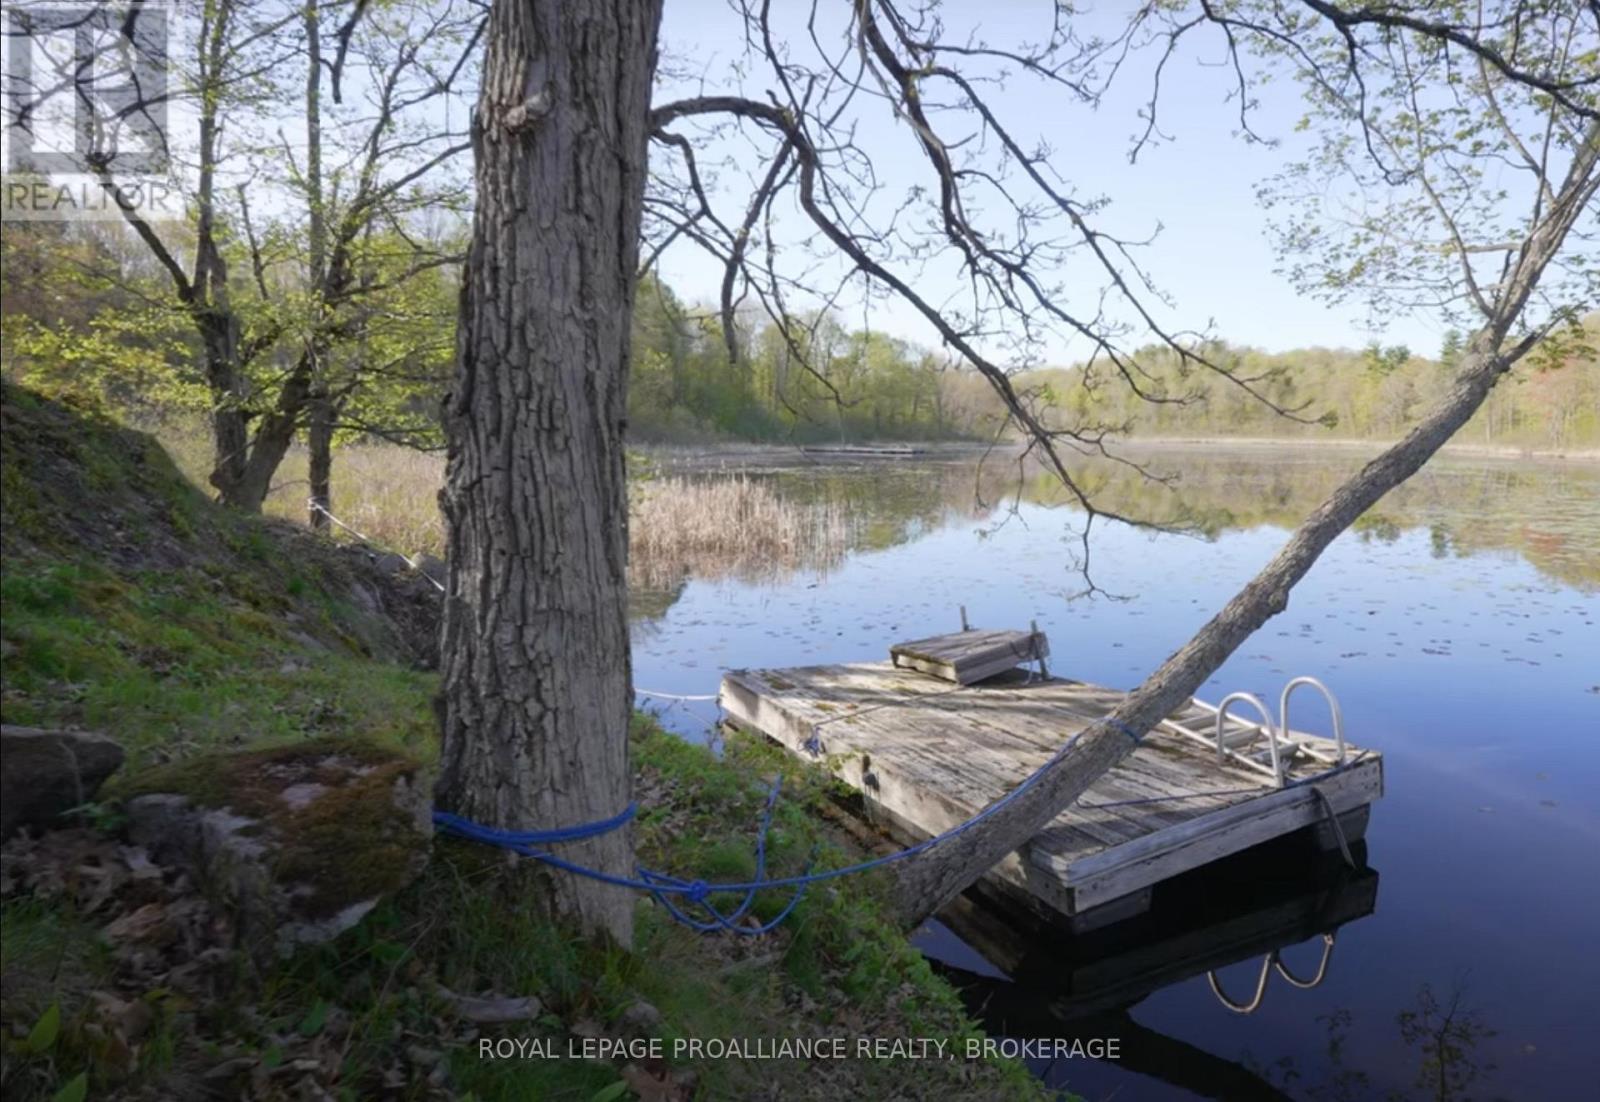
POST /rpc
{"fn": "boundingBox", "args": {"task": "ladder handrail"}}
[1215,692,1285,787]
[1279,676,1347,764]
[1208,932,1339,1015]
[1207,954,1274,1014]
[1274,933,1337,989]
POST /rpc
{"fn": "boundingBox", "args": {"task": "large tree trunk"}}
[218,355,314,512]
[435,0,663,944]
[889,119,1598,925]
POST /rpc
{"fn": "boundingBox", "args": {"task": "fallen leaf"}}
[101,902,176,946]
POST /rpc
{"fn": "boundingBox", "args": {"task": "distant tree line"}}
[3,228,1593,455]
[627,289,1600,449]
[1009,322,1600,451]
[627,275,996,442]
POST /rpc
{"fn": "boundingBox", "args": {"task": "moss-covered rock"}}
[0,726,125,838]
[122,738,431,966]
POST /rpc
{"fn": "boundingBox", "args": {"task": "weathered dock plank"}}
[889,628,1048,684]
[719,661,1383,924]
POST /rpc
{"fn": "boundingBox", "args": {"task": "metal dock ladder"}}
[1160,676,1349,786]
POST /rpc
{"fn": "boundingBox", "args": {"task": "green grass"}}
[1,556,437,770]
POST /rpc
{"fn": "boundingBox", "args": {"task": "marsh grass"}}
[158,426,857,587]
[629,475,855,588]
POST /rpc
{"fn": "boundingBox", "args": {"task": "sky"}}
[650,0,1461,364]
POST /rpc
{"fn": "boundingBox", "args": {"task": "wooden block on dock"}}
[890,628,1049,685]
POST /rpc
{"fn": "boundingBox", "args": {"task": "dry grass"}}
[157,427,854,585]
[264,444,447,557]
[157,422,448,557]
[629,474,855,588]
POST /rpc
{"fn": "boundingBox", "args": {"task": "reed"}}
[629,474,855,588]
[158,427,853,584]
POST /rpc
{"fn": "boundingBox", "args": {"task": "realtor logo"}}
[2,0,178,219]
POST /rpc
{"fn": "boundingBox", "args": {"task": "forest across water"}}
[6,224,1598,454]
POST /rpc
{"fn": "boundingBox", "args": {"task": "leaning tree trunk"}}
[890,121,1599,926]
[435,0,662,944]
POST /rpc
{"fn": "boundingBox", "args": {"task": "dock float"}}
[719,639,1383,930]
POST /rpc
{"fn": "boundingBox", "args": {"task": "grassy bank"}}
[0,385,1052,1100]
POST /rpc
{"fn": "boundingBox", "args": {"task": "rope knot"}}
[685,879,712,905]
[803,733,824,756]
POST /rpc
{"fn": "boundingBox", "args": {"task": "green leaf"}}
[52,1073,88,1102]
[297,999,329,1037]
[588,1081,630,1102]
[26,1002,62,1054]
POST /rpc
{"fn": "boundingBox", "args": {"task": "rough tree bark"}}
[888,119,1599,925]
[435,0,663,944]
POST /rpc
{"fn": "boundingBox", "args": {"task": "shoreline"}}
[1116,434,1600,462]
[638,435,1599,464]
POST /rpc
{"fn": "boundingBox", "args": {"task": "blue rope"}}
[432,803,638,845]
[432,720,1366,934]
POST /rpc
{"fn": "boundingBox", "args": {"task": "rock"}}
[405,1045,442,1068]
[438,988,543,1024]
[616,999,664,1038]
[415,554,446,586]
[124,739,431,967]
[372,552,411,577]
[0,726,126,838]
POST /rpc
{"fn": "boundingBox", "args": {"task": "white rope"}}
[635,688,720,702]
[307,499,447,593]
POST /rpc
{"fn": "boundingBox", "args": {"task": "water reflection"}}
[927,839,1511,1101]
[637,446,1600,598]
[924,837,1379,1100]
[1240,983,1504,1102]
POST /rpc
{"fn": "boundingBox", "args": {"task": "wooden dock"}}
[719,661,1383,929]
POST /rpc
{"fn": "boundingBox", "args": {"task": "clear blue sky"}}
[653,1,1452,364]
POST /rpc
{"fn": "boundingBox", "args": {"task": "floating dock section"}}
[720,642,1382,930]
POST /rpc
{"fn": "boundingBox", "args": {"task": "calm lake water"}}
[627,444,1600,1102]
